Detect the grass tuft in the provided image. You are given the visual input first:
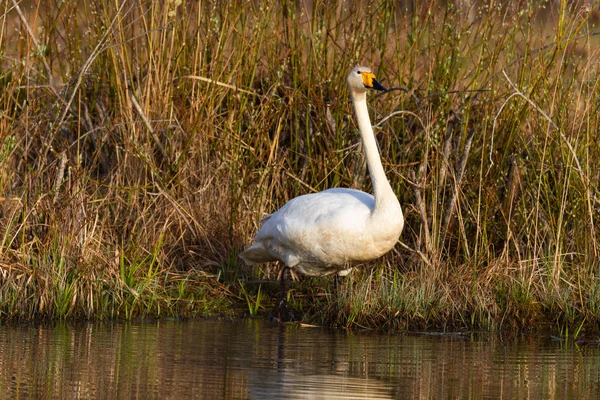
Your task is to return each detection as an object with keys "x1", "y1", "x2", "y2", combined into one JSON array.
[{"x1": 0, "y1": 0, "x2": 599, "y2": 332}]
